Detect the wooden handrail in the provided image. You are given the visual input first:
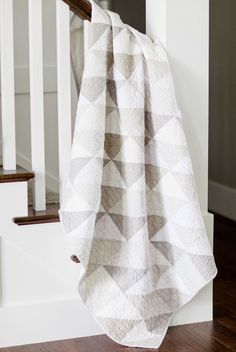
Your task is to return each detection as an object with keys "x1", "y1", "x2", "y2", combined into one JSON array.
[{"x1": 62, "y1": 0, "x2": 92, "y2": 21}]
